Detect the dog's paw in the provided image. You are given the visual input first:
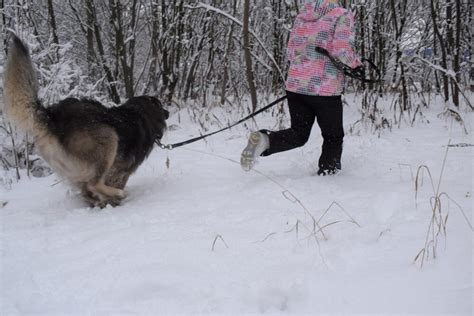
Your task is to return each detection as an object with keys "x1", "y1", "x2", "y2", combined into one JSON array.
[
  {"x1": 108, "y1": 198, "x2": 123, "y2": 208},
  {"x1": 95, "y1": 201, "x2": 108, "y2": 209},
  {"x1": 118, "y1": 189, "x2": 127, "y2": 199},
  {"x1": 109, "y1": 190, "x2": 127, "y2": 207},
  {"x1": 82, "y1": 186, "x2": 126, "y2": 208},
  {"x1": 111, "y1": 188, "x2": 126, "y2": 200},
  {"x1": 95, "y1": 196, "x2": 123, "y2": 208}
]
